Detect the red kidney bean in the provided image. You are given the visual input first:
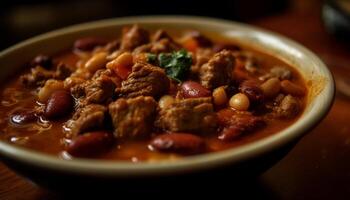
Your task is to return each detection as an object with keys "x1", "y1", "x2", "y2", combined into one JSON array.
[
  {"x1": 30, "y1": 54, "x2": 53, "y2": 69},
  {"x1": 67, "y1": 131, "x2": 114, "y2": 158},
  {"x1": 180, "y1": 81, "x2": 211, "y2": 98},
  {"x1": 217, "y1": 108, "x2": 266, "y2": 141},
  {"x1": 44, "y1": 90, "x2": 73, "y2": 119},
  {"x1": 11, "y1": 110, "x2": 37, "y2": 124},
  {"x1": 239, "y1": 80, "x2": 264, "y2": 102},
  {"x1": 74, "y1": 37, "x2": 108, "y2": 51},
  {"x1": 150, "y1": 133, "x2": 205, "y2": 154},
  {"x1": 218, "y1": 126, "x2": 242, "y2": 141}
]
